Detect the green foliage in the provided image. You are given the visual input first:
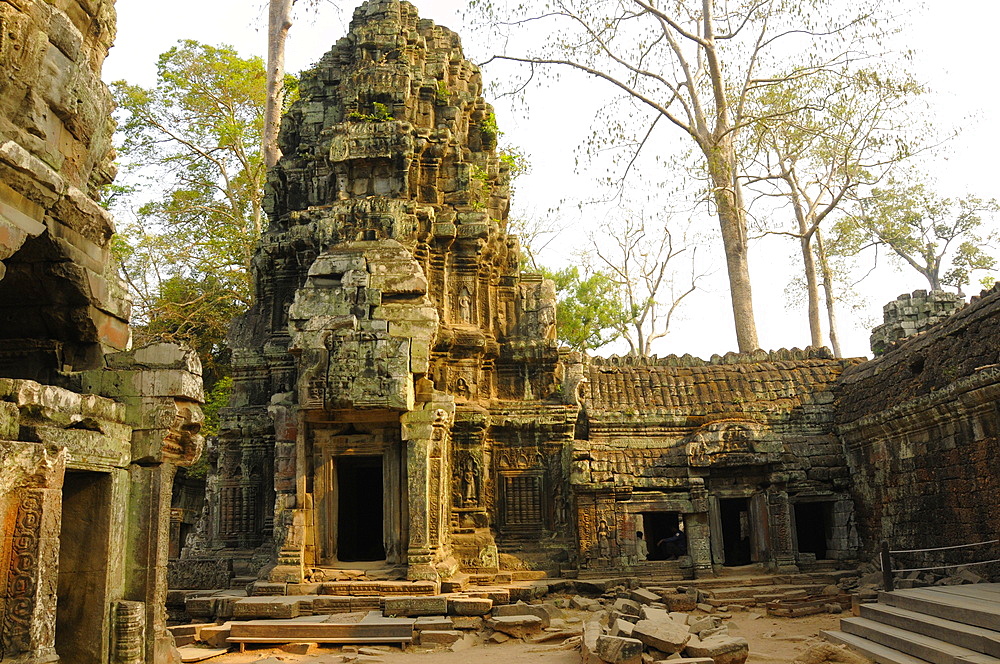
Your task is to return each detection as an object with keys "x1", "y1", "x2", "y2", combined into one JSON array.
[
  {"x1": 111, "y1": 40, "x2": 267, "y2": 384},
  {"x1": 435, "y1": 80, "x2": 449, "y2": 104},
  {"x1": 540, "y1": 266, "x2": 624, "y2": 352},
  {"x1": 348, "y1": 102, "x2": 394, "y2": 122},
  {"x1": 480, "y1": 112, "x2": 499, "y2": 149},
  {"x1": 834, "y1": 179, "x2": 999, "y2": 293}
]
